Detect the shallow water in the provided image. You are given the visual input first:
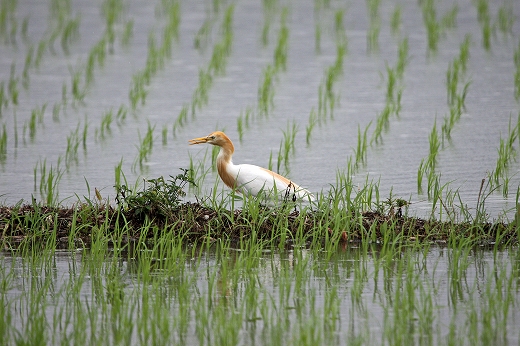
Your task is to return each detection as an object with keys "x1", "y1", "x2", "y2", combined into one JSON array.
[
  {"x1": 1, "y1": 245, "x2": 519, "y2": 345},
  {"x1": 0, "y1": 0, "x2": 519, "y2": 219}
]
